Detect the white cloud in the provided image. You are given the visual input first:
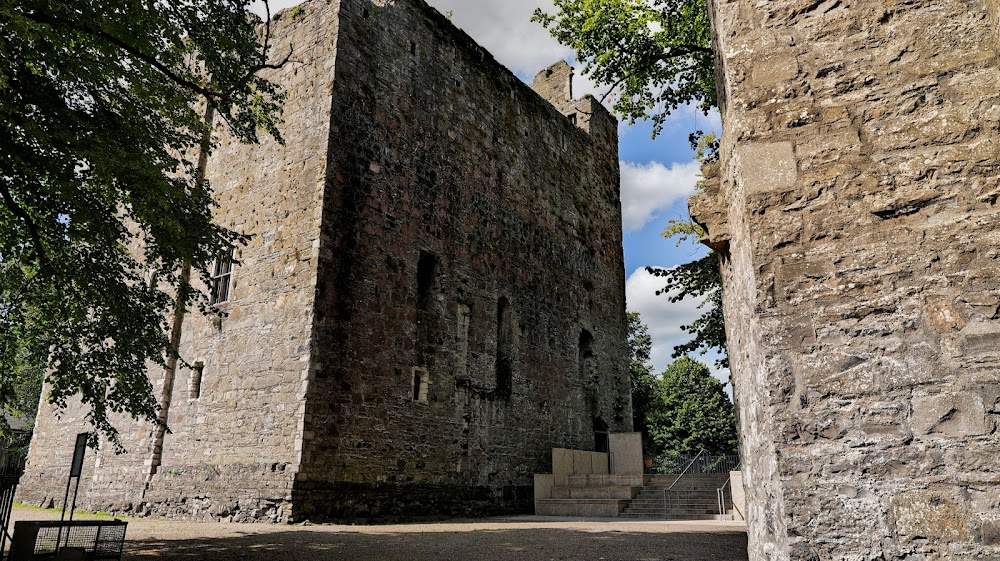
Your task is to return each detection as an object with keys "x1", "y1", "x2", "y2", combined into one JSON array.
[
  {"x1": 626, "y1": 267, "x2": 731, "y2": 395},
  {"x1": 248, "y1": 0, "x2": 300, "y2": 18},
  {"x1": 251, "y1": 1, "x2": 586, "y2": 86},
  {"x1": 619, "y1": 160, "x2": 700, "y2": 232},
  {"x1": 429, "y1": 0, "x2": 572, "y2": 78}
]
